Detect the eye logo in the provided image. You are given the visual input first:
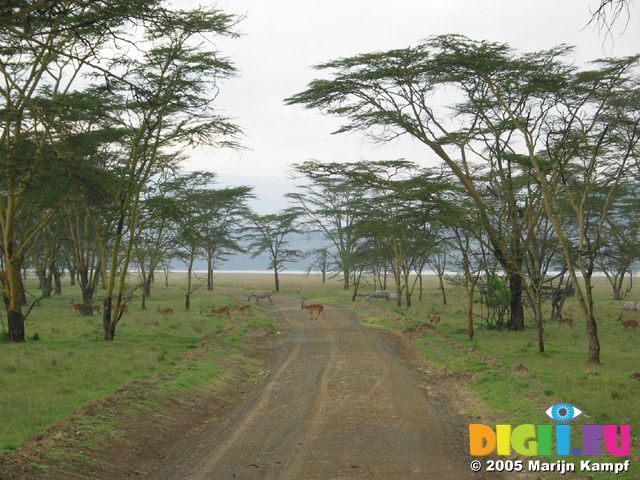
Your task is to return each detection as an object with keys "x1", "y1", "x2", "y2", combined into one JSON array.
[{"x1": 545, "y1": 402, "x2": 582, "y2": 422}]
